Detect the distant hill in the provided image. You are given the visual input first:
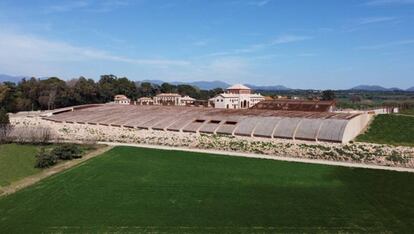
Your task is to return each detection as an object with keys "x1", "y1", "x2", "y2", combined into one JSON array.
[
  {"x1": 350, "y1": 85, "x2": 390, "y2": 91},
  {"x1": 389, "y1": 87, "x2": 404, "y2": 91},
  {"x1": 138, "y1": 80, "x2": 292, "y2": 91},
  {"x1": 189, "y1": 81, "x2": 230, "y2": 90},
  {"x1": 350, "y1": 85, "x2": 414, "y2": 92},
  {"x1": 0, "y1": 74, "x2": 26, "y2": 83},
  {"x1": 245, "y1": 84, "x2": 291, "y2": 91},
  {"x1": 139, "y1": 80, "x2": 230, "y2": 90}
]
